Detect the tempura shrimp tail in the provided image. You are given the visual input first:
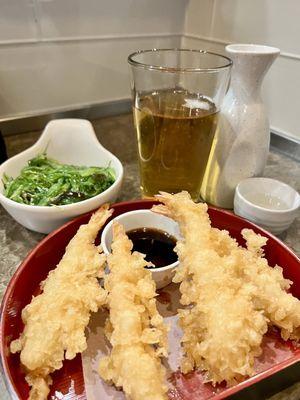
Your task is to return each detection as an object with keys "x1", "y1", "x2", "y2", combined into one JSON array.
[
  {"x1": 10, "y1": 205, "x2": 112, "y2": 400},
  {"x1": 154, "y1": 191, "x2": 211, "y2": 240},
  {"x1": 99, "y1": 222, "x2": 168, "y2": 400}
]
